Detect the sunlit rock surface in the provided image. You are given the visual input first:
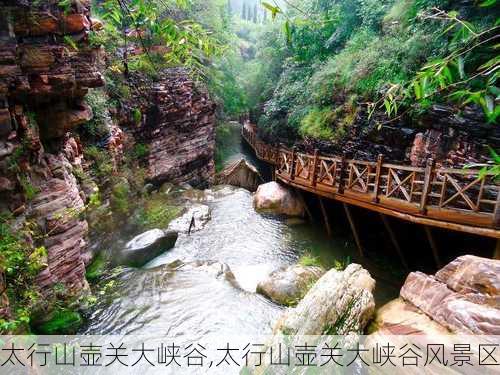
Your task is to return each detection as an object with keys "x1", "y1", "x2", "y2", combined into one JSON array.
[
  {"x1": 373, "y1": 255, "x2": 500, "y2": 336},
  {"x1": 253, "y1": 181, "x2": 305, "y2": 217},
  {"x1": 369, "y1": 298, "x2": 450, "y2": 336},
  {"x1": 274, "y1": 264, "x2": 375, "y2": 336},
  {"x1": 401, "y1": 270, "x2": 500, "y2": 335},
  {"x1": 435, "y1": 254, "x2": 500, "y2": 308},
  {"x1": 256, "y1": 264, "x2": 325, "y2": 306}
]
